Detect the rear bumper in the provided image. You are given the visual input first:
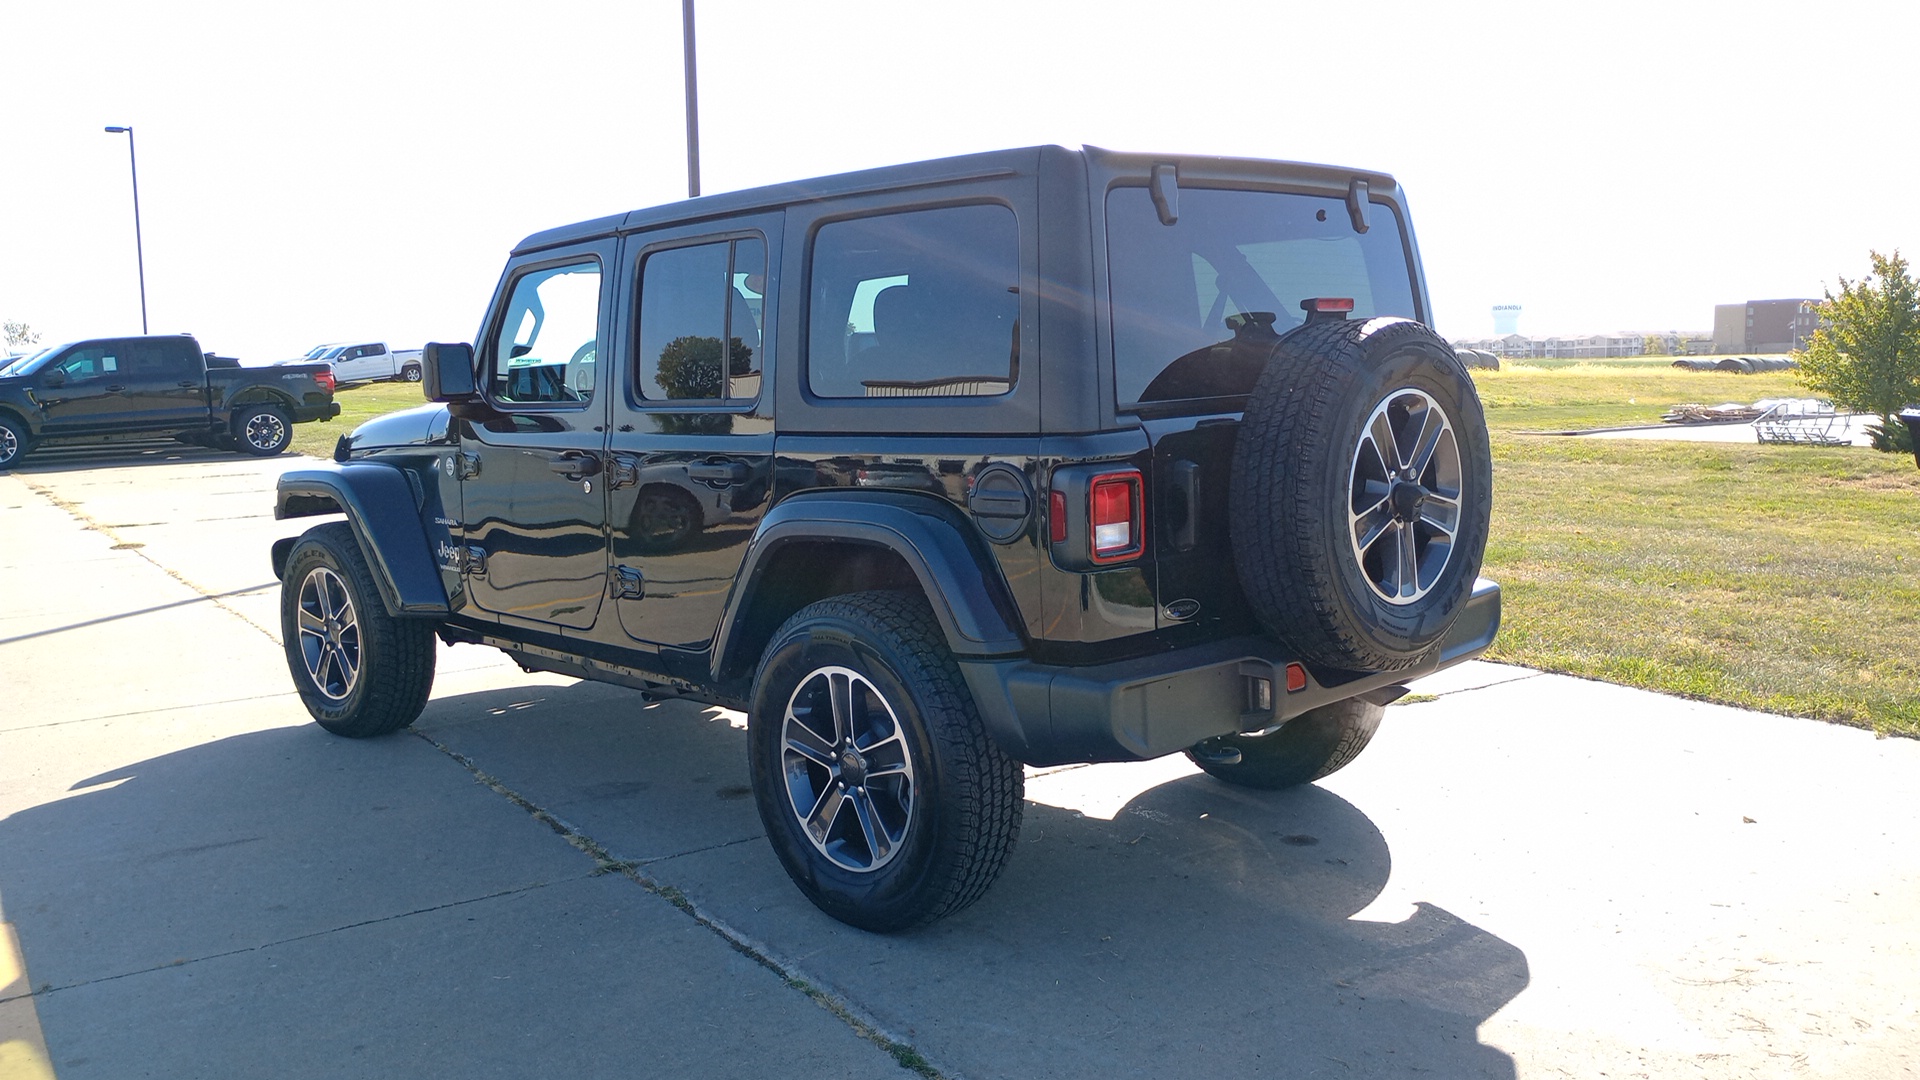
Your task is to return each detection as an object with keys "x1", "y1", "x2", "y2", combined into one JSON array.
[
  {"x1": 961, "y1": 578, "x2": 1501, "y2": 766},
  {"x1": 293, "y1": 402, "x2": 342, "y2": 423}
]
